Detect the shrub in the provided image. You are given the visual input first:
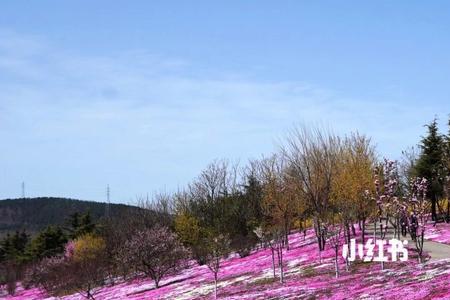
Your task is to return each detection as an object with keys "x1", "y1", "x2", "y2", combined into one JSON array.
[{"x1": 28, "y1": 234, "x2": 109, "y2": 299}]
